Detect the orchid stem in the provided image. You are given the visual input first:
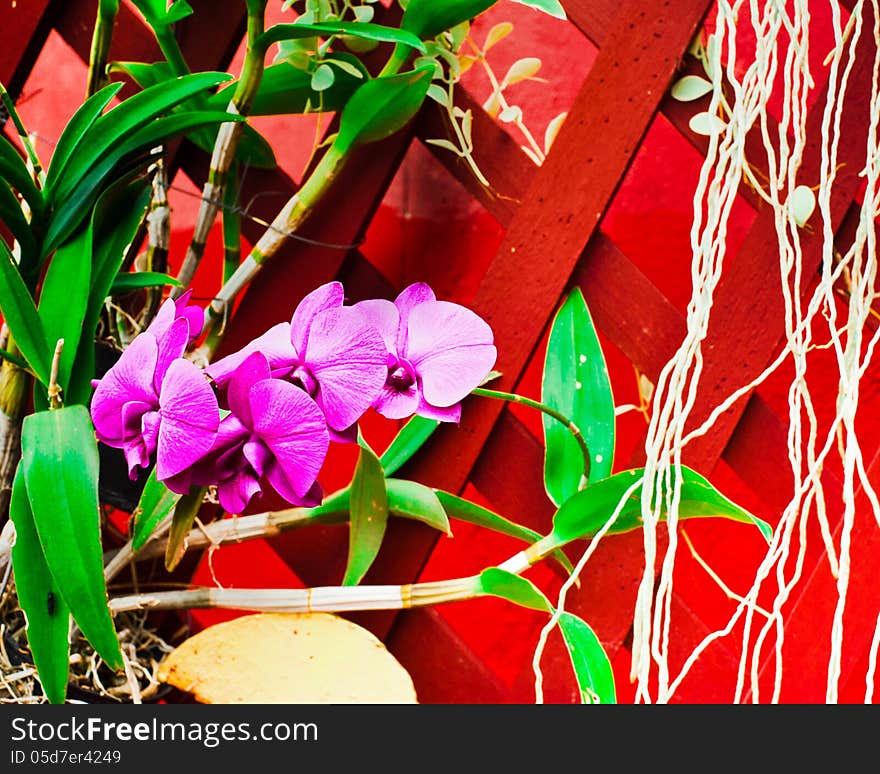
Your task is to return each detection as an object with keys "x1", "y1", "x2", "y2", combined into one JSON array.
[
  {"x1": 86, "y1": 0, "x2": 120, "y2": 98},
  {"x1": 194, "y1": 142, "x2": 348, "y2": 362},
  {"x1": 472, "y1": 387, "x2": 590, "y2": 480},
  {"x1": 173, "y1": 0, "x2": 269, "y2": 298},
  {"x1": 47, "y1": 339, "x2": 64, "y2": 410},
  {"x1": 191, "y1": 38, "x2": 410, "y2": 363}
]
